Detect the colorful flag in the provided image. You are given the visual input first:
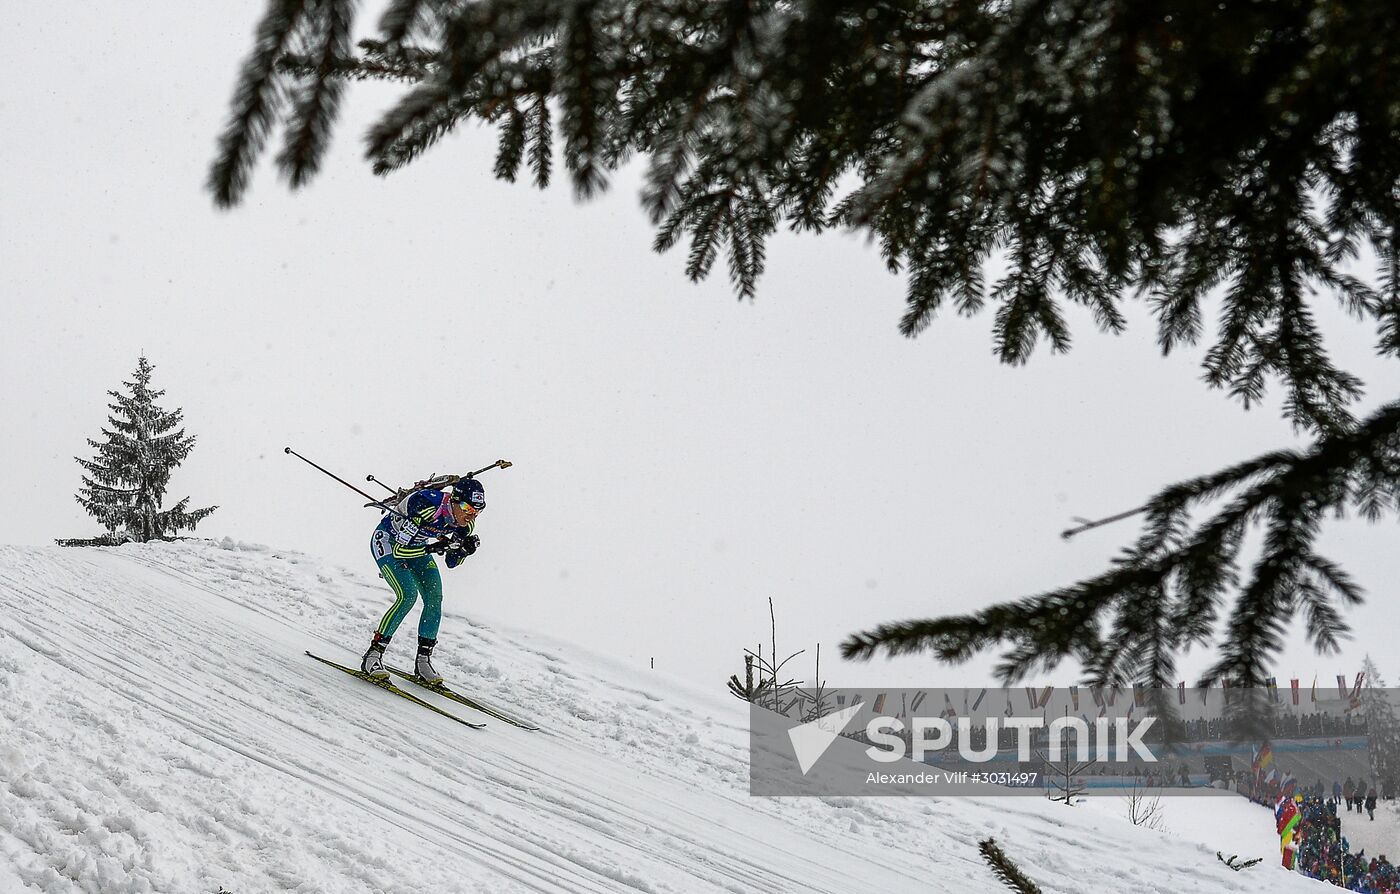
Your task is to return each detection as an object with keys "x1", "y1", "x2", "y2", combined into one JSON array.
[
  {"x1": 1038, "y1": 686, "x2": 1054, "y2": 710},
  {"x1": 873, "y1": 693, "x2": 887, "y2": 713},
  {"x1": 1347, "y1": 672, "x2": 1366, "y2": 712},
  {"x1": 1277, "y1": 798, "x2": 1301, "y2": 870},
  {"x1": 1070, "y1": 686, "x2": 1080, "y2": 711},
  {"x1": 1338, "y1": 675, "x2": 1348, "y2": 699},
  {"x1": 1310, "y1": 676, "x2": 1318, "y2": 703},
  {"x1": 1025, "y1": 687, "x2": 1039, "y2": 709},
  {"x1": 970, "y1": 688, "x2": 987, "y2": 712},
  {"x1": 1178, "y1": 681, "x2": 1186, "y2": 705},
  {"x1": 1290, "y1": 679, "x2": 1300, "y2": 705},
  {"x1": 1253, "y1": 743, "x2": 1274, "y2": 773},
  {"x1": 1267, "y1": 677, "x2": 1279, "y2": 703},
  {"x1": 910, "y1": 691, "x2": 927, "y2": 713}
]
